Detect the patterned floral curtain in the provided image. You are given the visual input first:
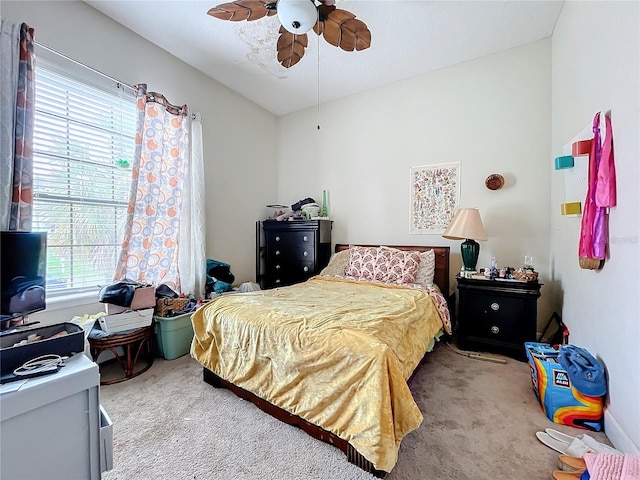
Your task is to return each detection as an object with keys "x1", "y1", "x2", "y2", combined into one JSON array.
[
  {"x1": 0, "y1": 21, "x2": 35, "y2": 231},
  {"x1": 114, "y1": 84, "x2": 189, "y2": 291}
]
